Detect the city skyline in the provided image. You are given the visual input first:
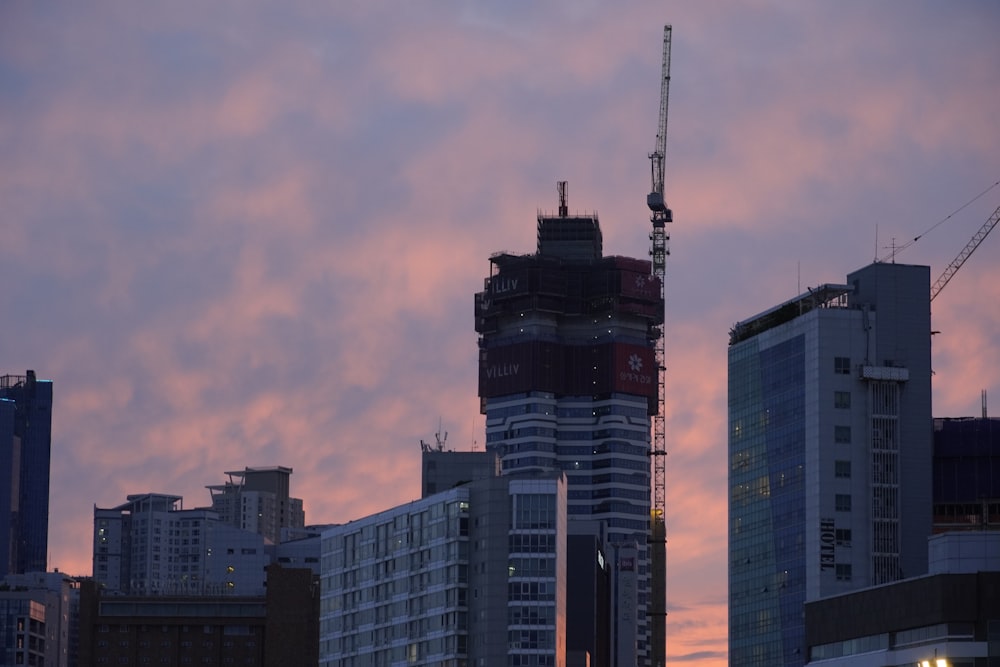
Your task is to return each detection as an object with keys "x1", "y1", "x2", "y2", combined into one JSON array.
[{"x1": 2, "y1": 3, "x2": 999, "y2": 666}]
